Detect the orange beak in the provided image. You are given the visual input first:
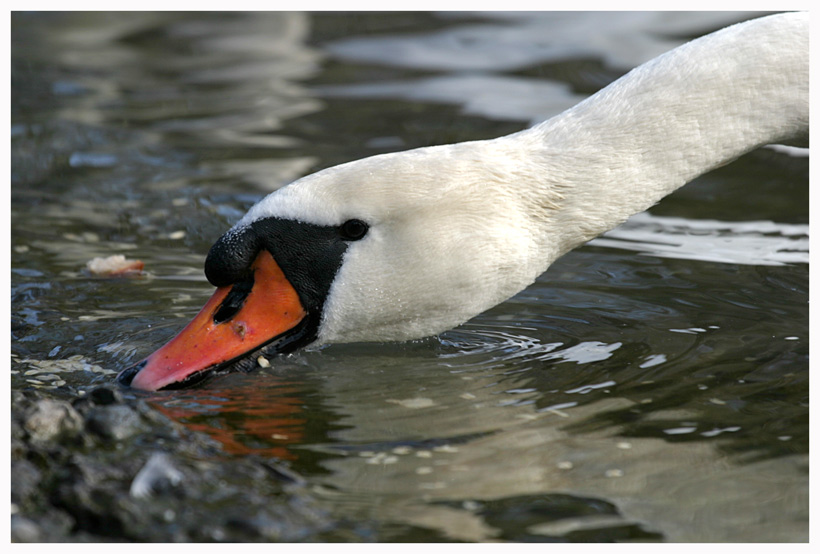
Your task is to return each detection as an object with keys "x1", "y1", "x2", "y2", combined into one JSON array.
[{"x1": 120, "y1": 250, "x2": 306, "y2": 391}]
